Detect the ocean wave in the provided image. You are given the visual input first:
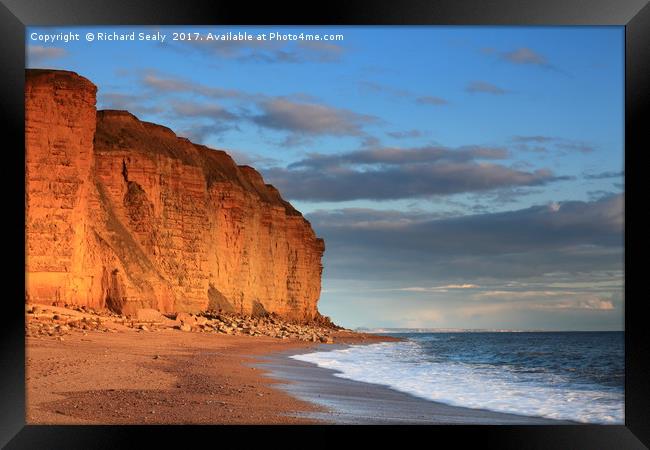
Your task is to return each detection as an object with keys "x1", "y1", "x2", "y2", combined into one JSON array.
[{"x1": 291, "y1": 339, "x2": 623, "y2": 424}]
